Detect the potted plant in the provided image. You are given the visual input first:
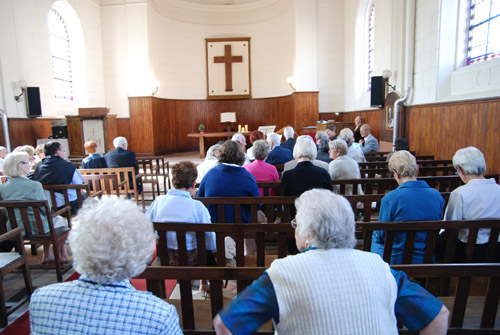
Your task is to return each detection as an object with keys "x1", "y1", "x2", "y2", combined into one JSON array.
[{"x1": 198, "y1": 124, "x2": 205, "y2": 133}]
